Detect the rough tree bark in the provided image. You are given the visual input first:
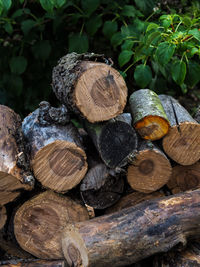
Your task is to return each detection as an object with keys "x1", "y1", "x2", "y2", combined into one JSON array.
[
  {"x1": 129, "y1": 89, "x2": 170, "y2": 140},
  {"x1": 14, "y1": 190, "x2": 89, "y2": 259},
  {"x1": 22, "y1": 102, "x2": 87, "y2": 193},
  {"x1": 0, "y1": 206, "x2": 7, "y2": 230},
  {"x1": 0, "y1": 259, "x2": 67, "y2": 267},
  {"x1": 84, "y1": 113, "x2": 138, "y2": 168},
  {"x1": 52, "y1": 53, "x2": 128, "y2": 123},
  {"x1": 159, "y1": 95, "x2": 200, "y2": 165},
  {"x1": 62, "y1": 189, "x2": 200, "y2": 267},
  {"x1": 127, "y1": 140, "x2": 172, "y2": 193},
  {"x1": 0, "y1": 105, "x2": 34, "y2": 205},
  {"x1": 167, "y1": 161, "x2": 200, "y2": 194}
]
